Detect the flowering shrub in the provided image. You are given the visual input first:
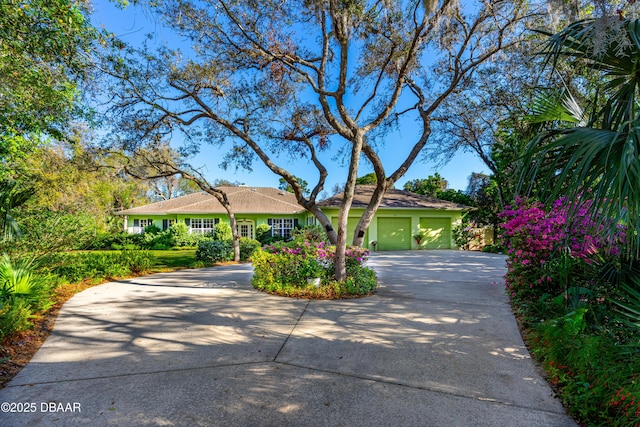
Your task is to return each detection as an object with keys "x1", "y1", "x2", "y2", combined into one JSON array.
[
  {"x1": 253, "y1": 239, "x2": 376, "y2": 298},
  {"x1": 500, "y1": 197, "x2": 622, "y2": 301}
]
